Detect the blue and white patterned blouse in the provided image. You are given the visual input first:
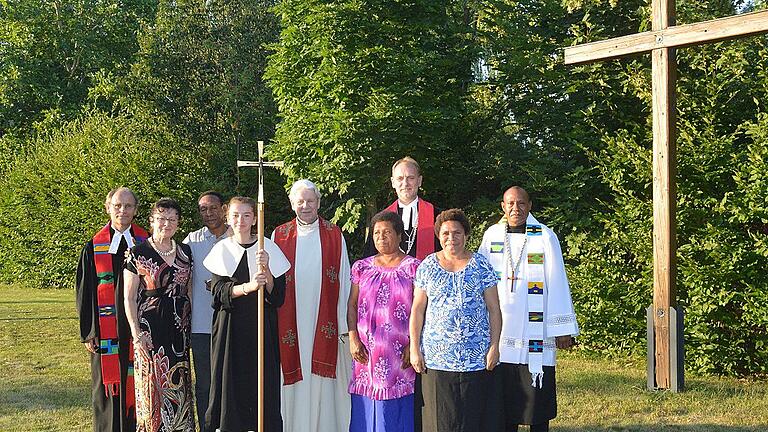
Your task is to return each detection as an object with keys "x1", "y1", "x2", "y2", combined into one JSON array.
[{"x1": 414, "y1": 252, "x2": 498, "y2": 372}]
